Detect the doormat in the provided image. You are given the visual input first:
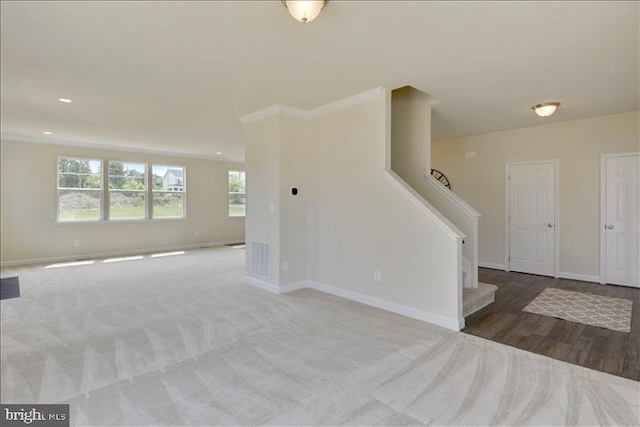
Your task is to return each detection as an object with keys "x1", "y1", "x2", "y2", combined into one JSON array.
[
  {"x1": 0, "y1": 276, "x2": 20, "y2": 300},
  {"x1": 523, "y1": 288, "x2": 632, "y2": 332}
]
